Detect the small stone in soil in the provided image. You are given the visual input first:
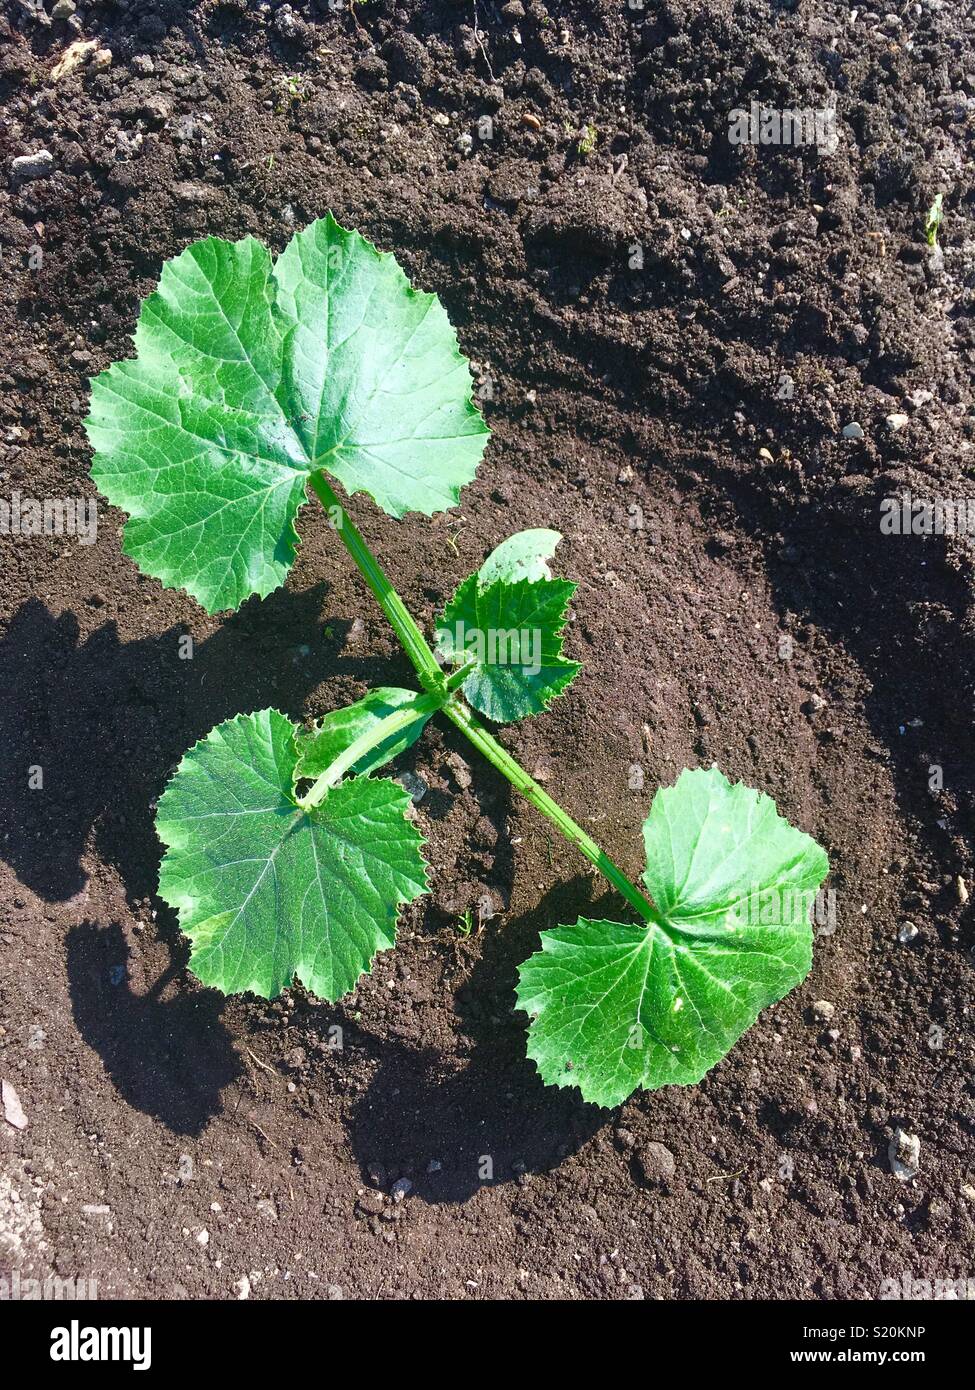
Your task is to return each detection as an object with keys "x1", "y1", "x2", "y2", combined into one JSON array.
[
  {"x1": 398, "y1": 771, "x2": 427, "y2": 804},
  {"x1": 355, "y1": 1190, "x2": 384, "y2": 1217},
  {"x1": 888, "y1": 1128, "x2": 921, "y2": 1181},
  {"x1": 811, "y1": 999, "x2": 836, "y2": 1022},
  {"x1": 1, "y1": 1079, "x2": 28, "y2": 1130},
  {"x1": 11, "y1": 151, "x2": 55, "y2": 182},
  {"x1": 445, "y1": 752, "x2": 473, "y2": 790},
  {"x1": 898, "y1": 921, "x2": 919, "y2": 944},
  {"x1": 634, "y1": 1141, "x2": 675, "y2": 1190},
  {"x1": 842, "y1": 422, "x2": 864, "y2": 439},
  {"x1": 391, "y1": 1177, "x2": 413, "y2": 1202}
]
